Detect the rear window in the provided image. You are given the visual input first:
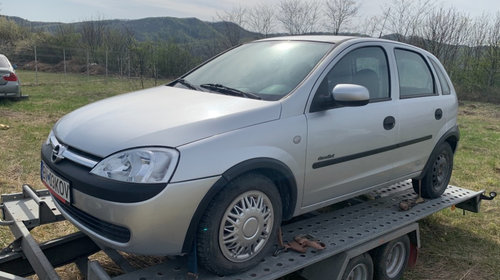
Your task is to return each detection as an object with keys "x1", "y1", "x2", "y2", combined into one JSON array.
[
  {"x1": 429, "y1": 58, "x2": 451, "y2": 95},
  {"x1": 0, "y1": 56, "x2": 10, "y2": 68},
  {"x1": 394, "y1": 49, "x2": 435, "y2": 98}
]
